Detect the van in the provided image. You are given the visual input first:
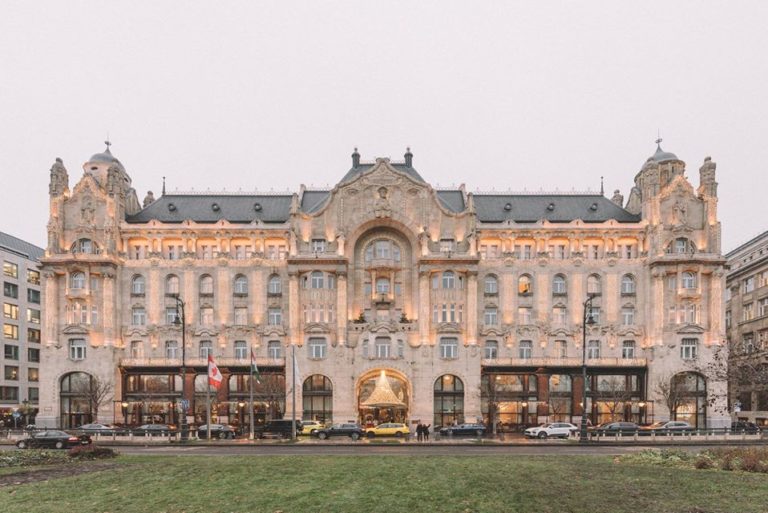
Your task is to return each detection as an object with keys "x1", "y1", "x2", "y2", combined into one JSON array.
[{"x1": 256, "y1": 419, "x2": 303, "y2": 439}]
